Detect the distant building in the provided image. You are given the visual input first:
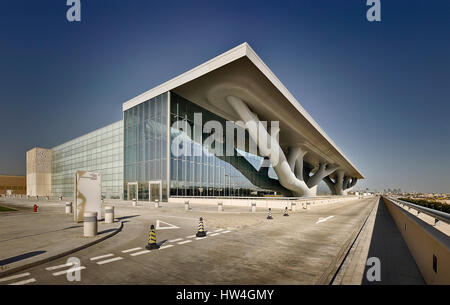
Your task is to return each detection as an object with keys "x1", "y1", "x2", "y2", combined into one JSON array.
[{"x1": 0, "y1": 175, "x2": 26, "y2": 195}]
